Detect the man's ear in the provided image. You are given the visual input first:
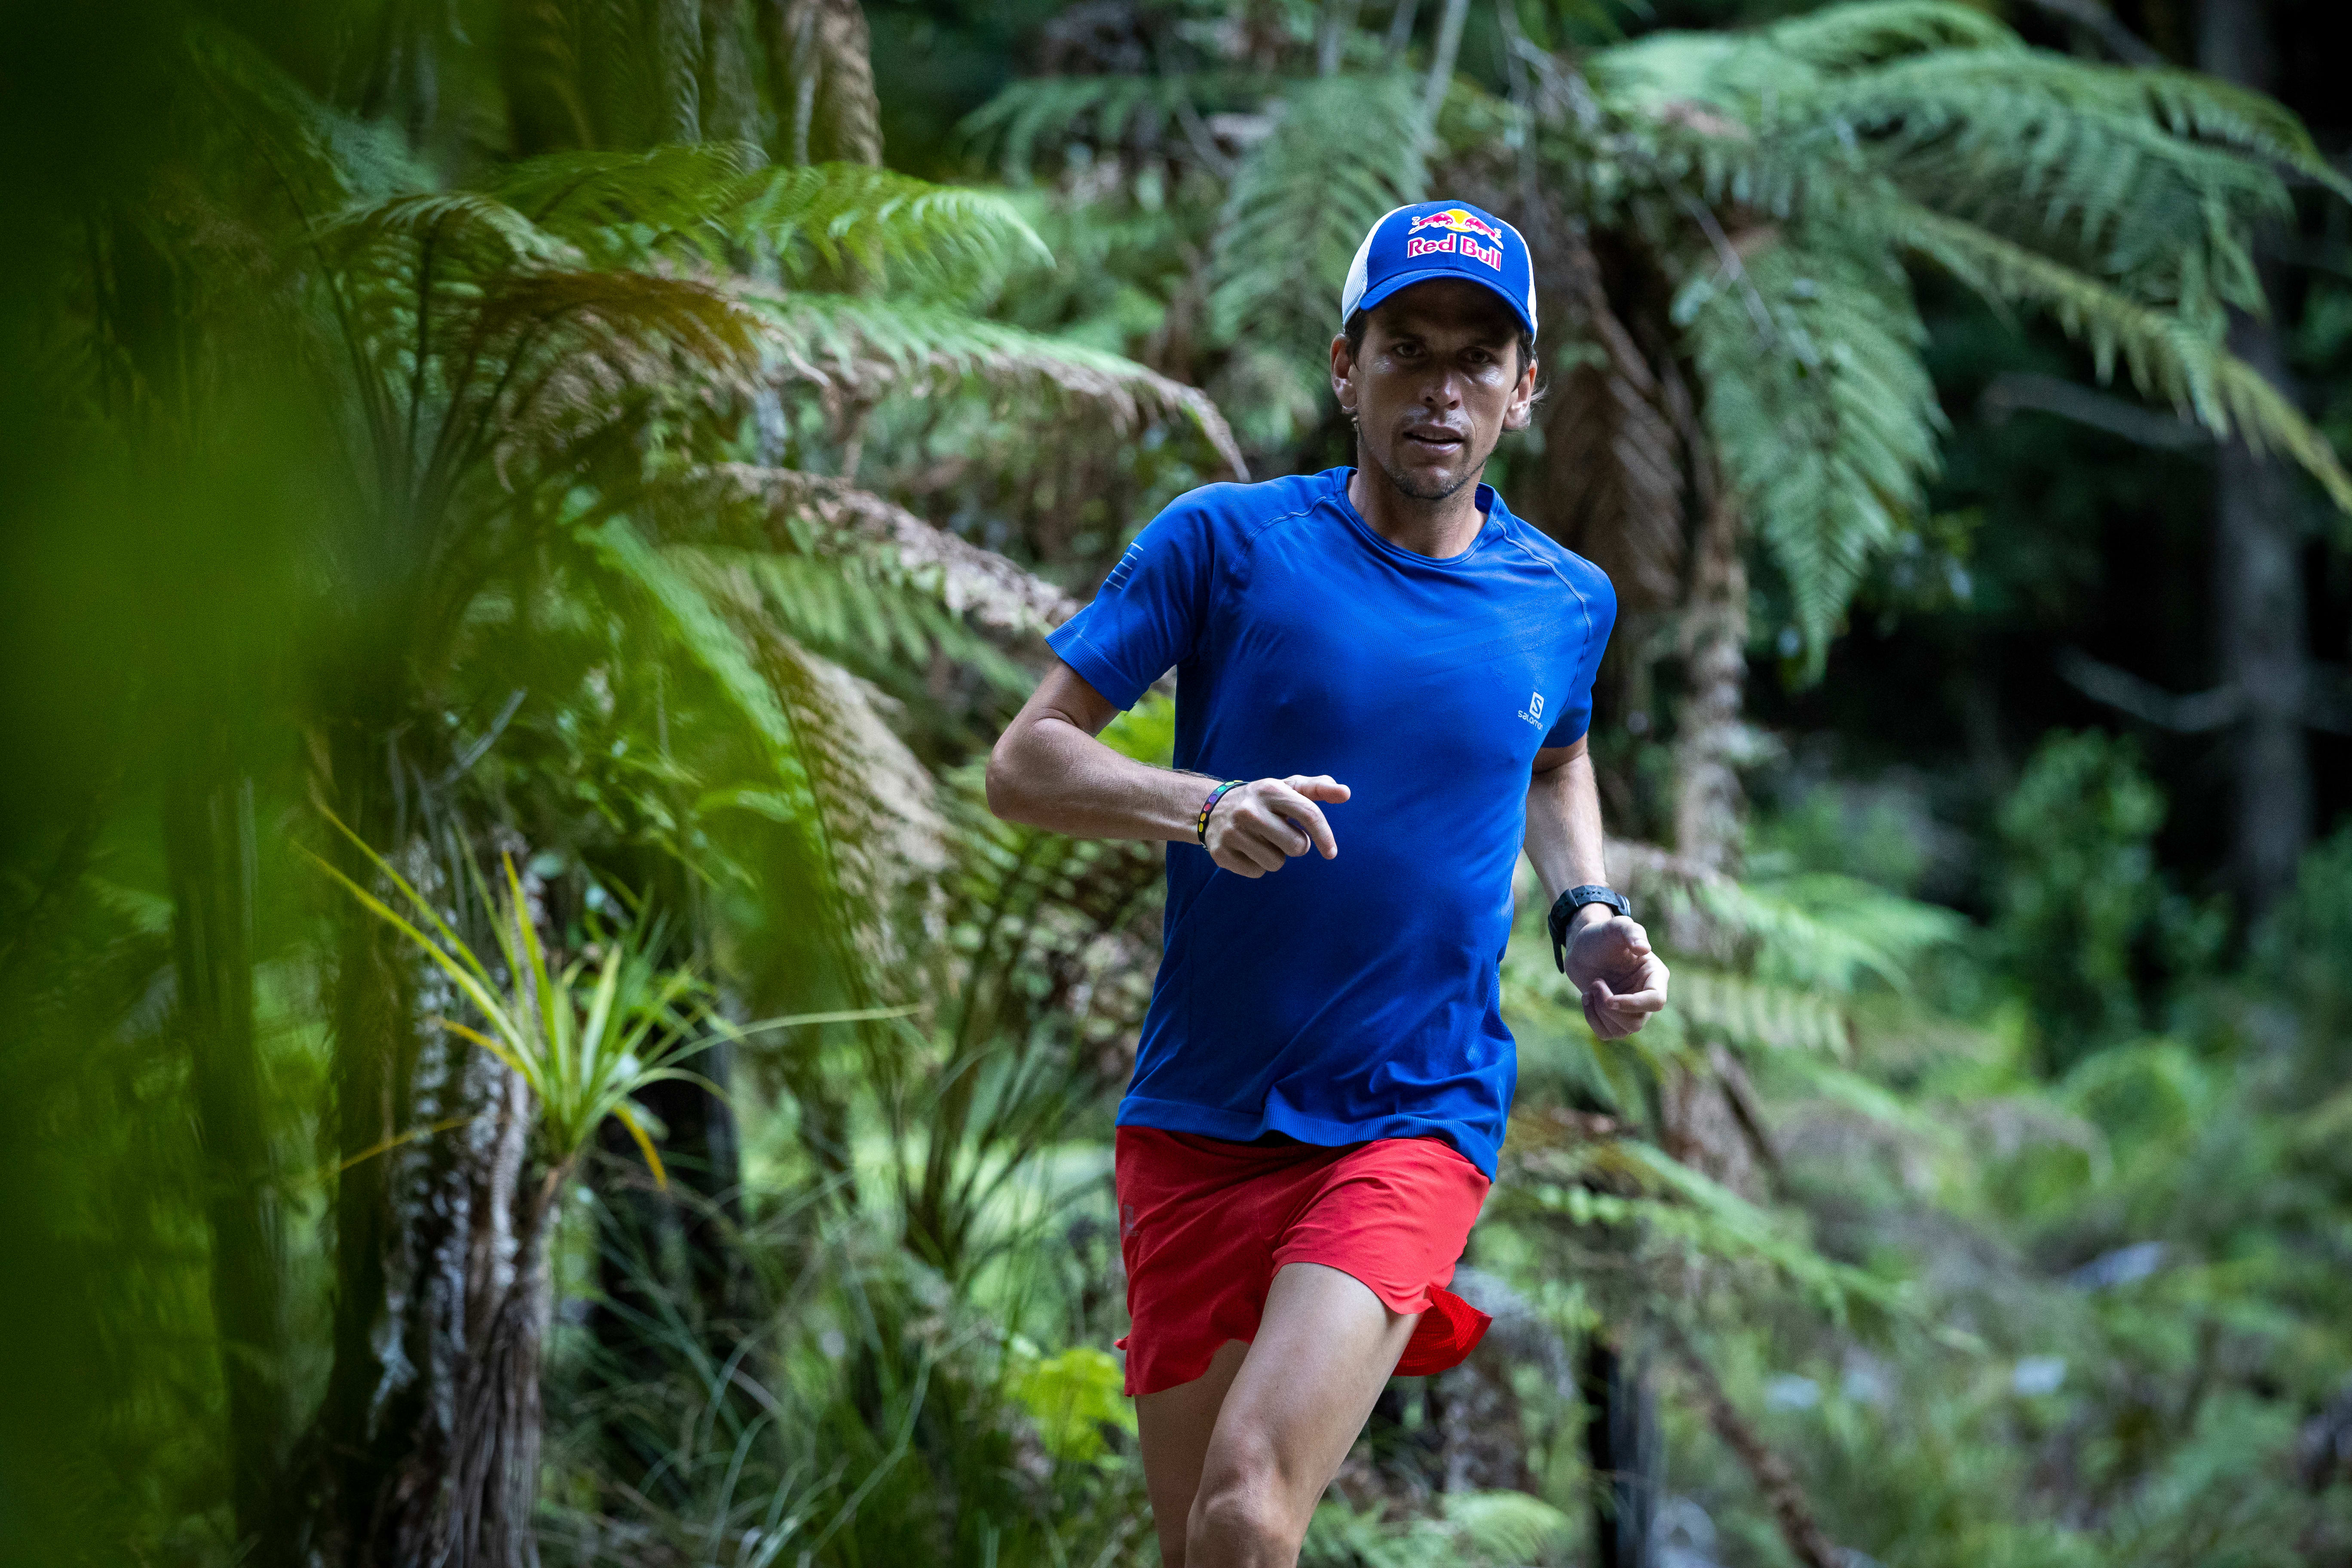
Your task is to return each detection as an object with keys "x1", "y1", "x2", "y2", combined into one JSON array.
[
  {"x1": 1330, "y1": 332, "x2": 1358, "y2": 414},
  {"x1": 1502, "y1": 356, "x2": 1537, "y2": 432}
]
